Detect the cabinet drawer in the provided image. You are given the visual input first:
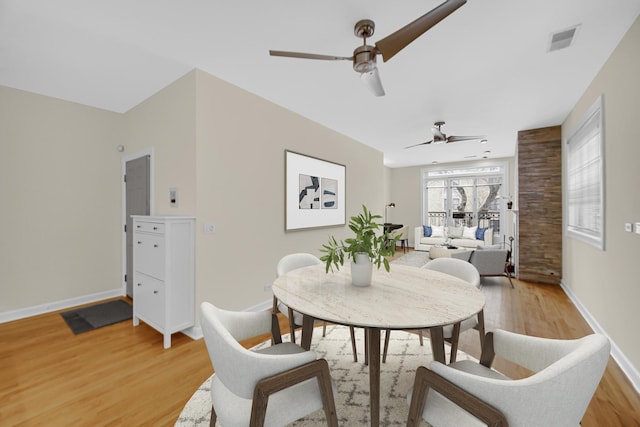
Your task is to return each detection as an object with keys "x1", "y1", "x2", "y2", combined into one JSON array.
[
  {"x1": 133, "y1": 273, "x2": 166, "y2": 328},
  {"x1": 133, "y1": 235, "x2": 165, "y2": 280},
  {"x1": 134, "y1": 221, "x2": 165, "y2": 234}
]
